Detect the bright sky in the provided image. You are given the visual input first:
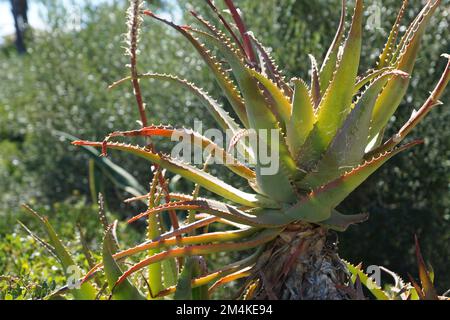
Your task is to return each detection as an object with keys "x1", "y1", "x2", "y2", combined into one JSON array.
[{"x1": 0, "y1": 1, "x2": 46, "y2": 39}]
